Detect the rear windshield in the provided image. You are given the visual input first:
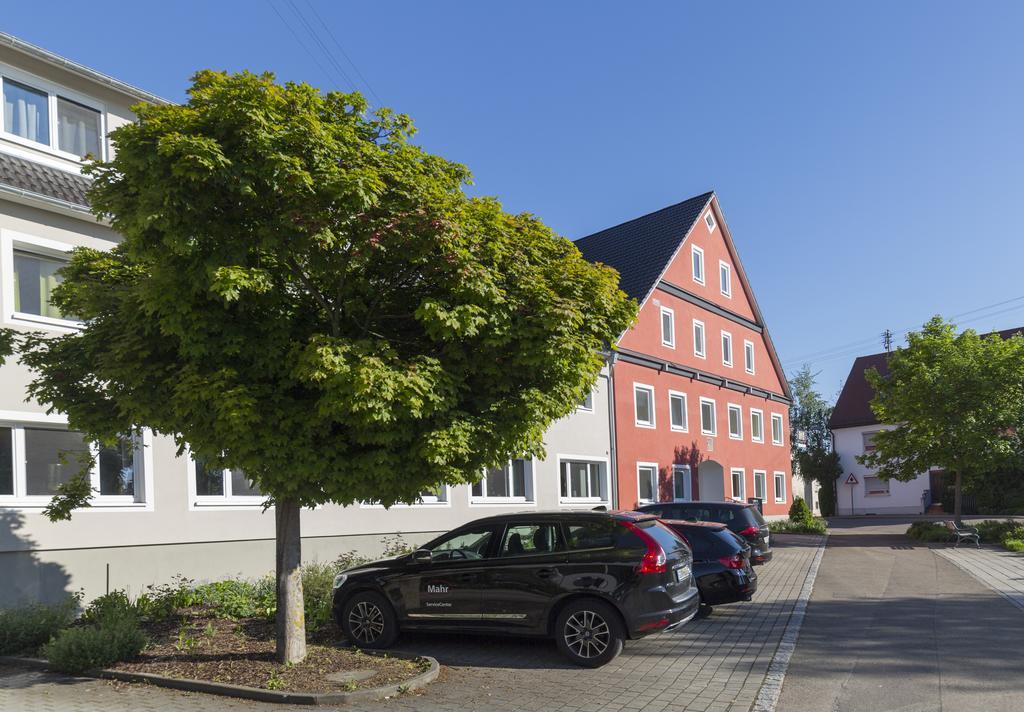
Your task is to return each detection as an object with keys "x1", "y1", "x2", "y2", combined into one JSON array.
[
  {"x1": 634, "y1": 519, "x2": 689, "y2": 559},
  {"x1": 667, "y1": 525, "x2": 738, "y2": 558},
  {"x1": 672, "y1": 505, "x2": 761, "y2": 532}
]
